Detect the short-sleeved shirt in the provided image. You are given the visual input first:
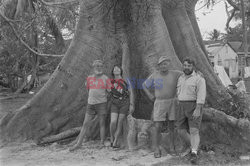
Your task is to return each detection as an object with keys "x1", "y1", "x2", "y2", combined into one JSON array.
[
  {"x1": 144, "y1": 70, "x2": 182, "y2": 99},
  {"x1": 86, "y1": 74, "x2": 109, "y2": 105},
  {"x1": 177, "y1": 71, "x2": 206, "y2": 104}
]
